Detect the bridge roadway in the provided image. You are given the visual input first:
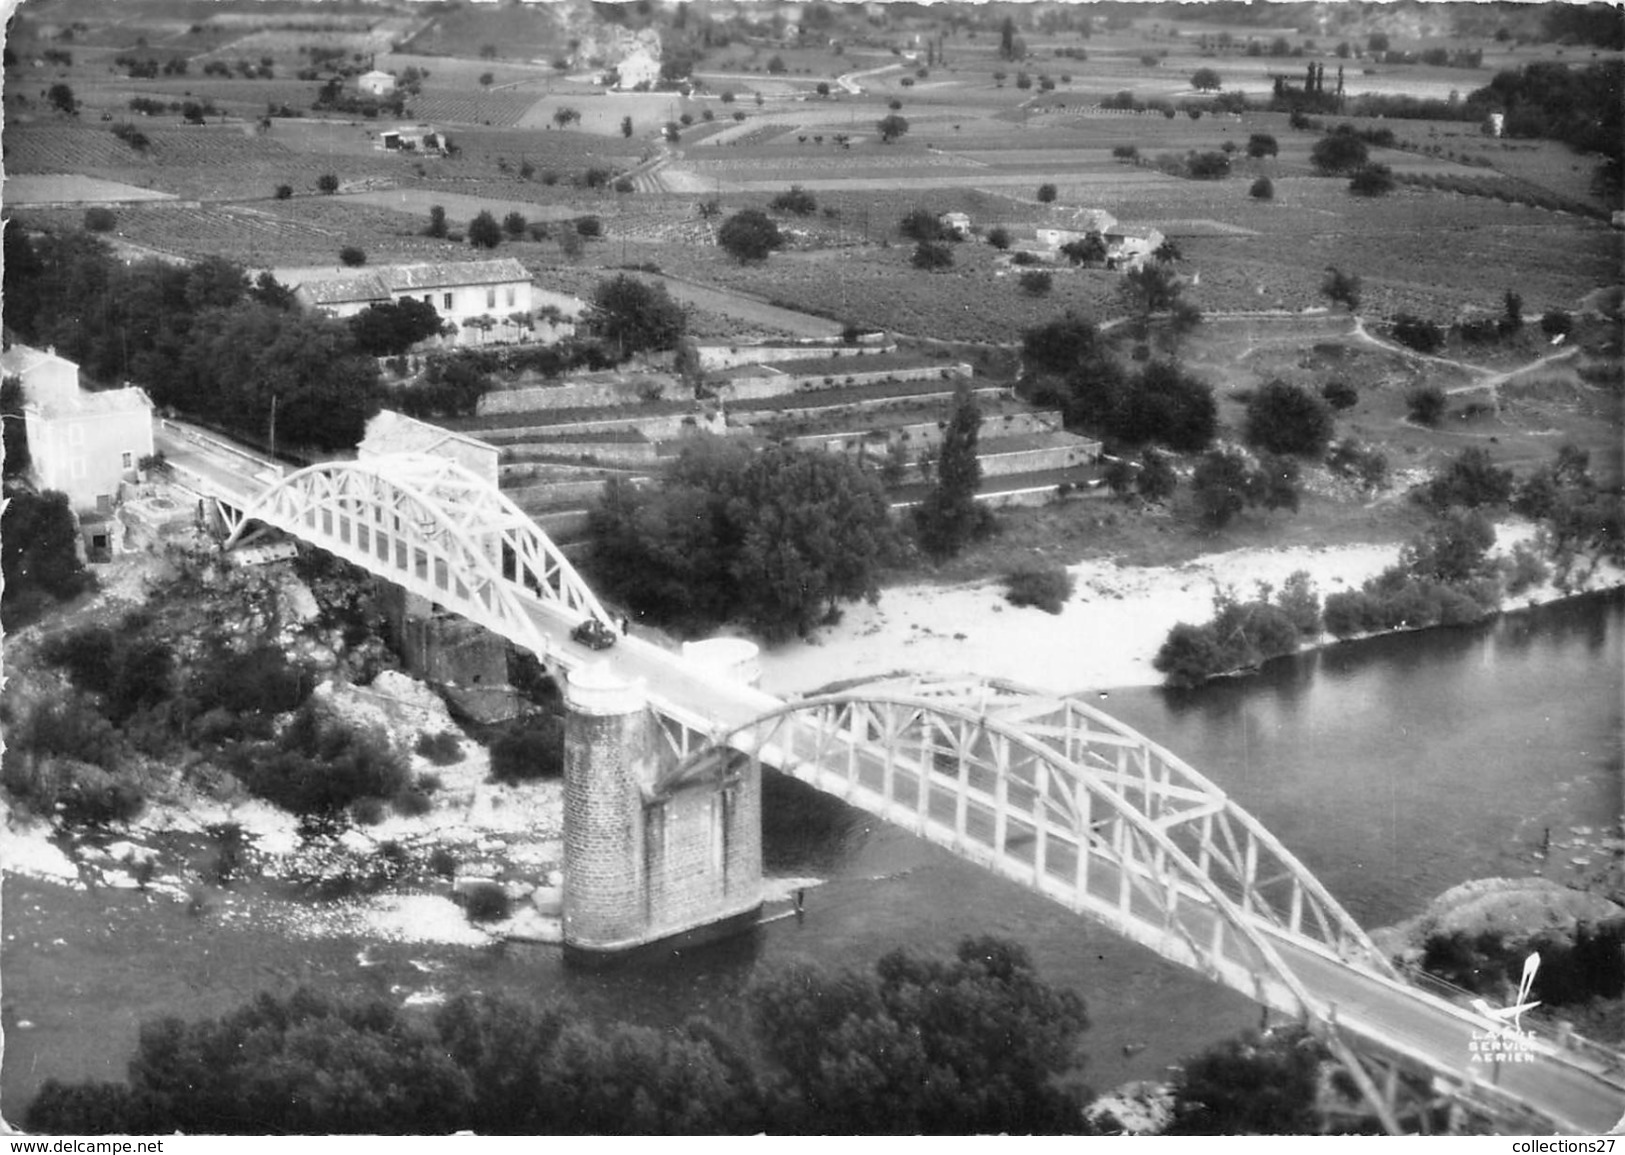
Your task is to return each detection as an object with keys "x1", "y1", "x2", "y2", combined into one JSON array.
[{"x1": 160, "y1": 431, "x2": 1624, "y2": 1135}]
